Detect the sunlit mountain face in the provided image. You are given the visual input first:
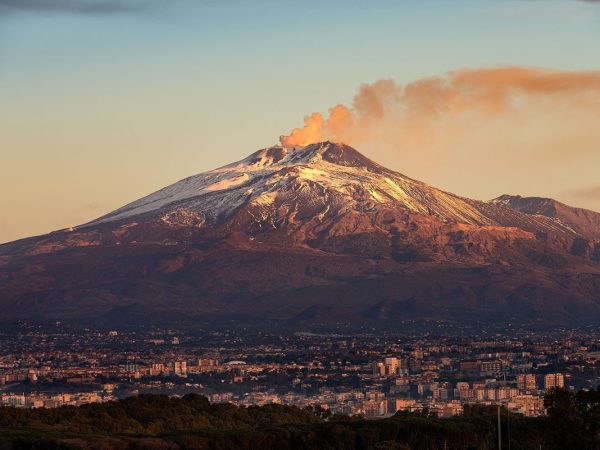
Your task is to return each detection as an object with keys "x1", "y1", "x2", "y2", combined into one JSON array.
[{"x1": 1, "y1": 142, "x2": 600, "y2": 330}]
